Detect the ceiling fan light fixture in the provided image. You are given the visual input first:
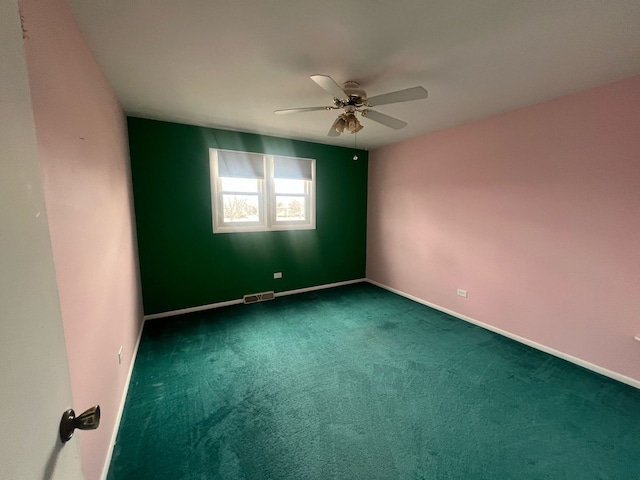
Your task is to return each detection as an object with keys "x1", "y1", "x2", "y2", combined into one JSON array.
[
  {"x1": 345, "y1": 113, "x2": 363, "y2": 134},
  {"x1": 335, "y1": 117, "x2": 346, "y2": 133}
]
